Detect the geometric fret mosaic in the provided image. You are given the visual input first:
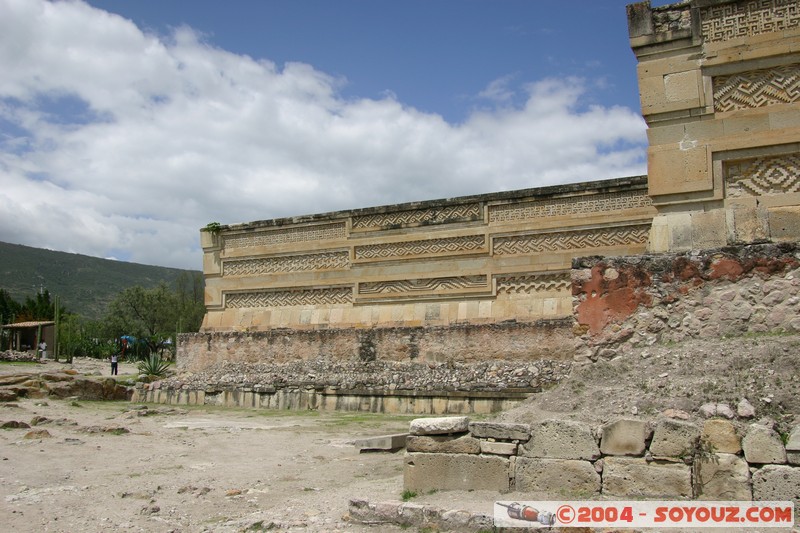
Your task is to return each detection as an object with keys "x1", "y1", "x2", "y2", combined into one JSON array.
[
  {"x1": 223, "y1": 222, "x2": 346, "y2": 250},
  {"x1": 225, "y1": 287, "x2": 353, "y2": 308},
  {"x1": 701, "y1": 0, "x2": 800, "y2": 43},
  {"x1": 496, "y1": 272, "x2": 571, "y2": 294},
  {"x1": 352, "y1": 203, "x2": 482, "y2": 230},
  {"x1": 489, "y1": 190, "x2": 652, "y2": 223},
  {"x1": 724, "y1": 153, "x2": 800, "y2": 198},
  {"x1": 493, "y1": 225, "x2": 650, "y2": 255},
  {"x1": 358, "y1": 275, "x2": 488, "y2": 295},
  {"x1": 714, "y1": 64, "x2": 800, "y2": 113},
  {"x1": 354, "y1": 235, "x2": 486, "y2": 260},
  {"x1": 223, "y1": 251, "x2": 350, "y2": 277}
]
